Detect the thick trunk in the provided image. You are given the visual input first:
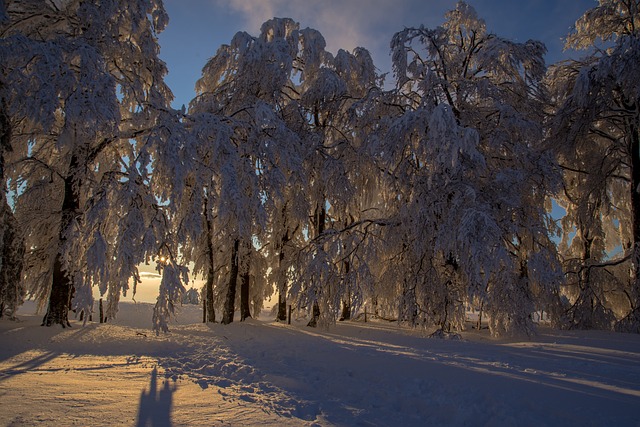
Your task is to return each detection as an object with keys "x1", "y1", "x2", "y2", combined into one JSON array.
[
  {"x1": 307, "y1": 301, "x2": 320, "y2": 327},
  {"x1": 42, "y1": 155, "x2": 79, "y2": 327},
  {"x1": 0, "y1": 95, "x2": 25, "y2": 319},
  {"x1": 42, "y1": 254, "x2": 73, "y2": 327},
  {"x1": 340, "y1": 299, "x2": 351, "y2": 321},
  {"x1": 240, "y1": 241, "x2": 251, "y2": 321},
  {"x1": 221, "y1": 239, "x2": 239, "y2": 325},
  {"x1": 277, "y1": 291, "x2": 287, "y2": 321},
  {"x1": 618, "y1": 121, "x2": 640, "y2": 332},
  {"x1": 240, "y1": 266, "x2": 251, "y2": 321}
]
